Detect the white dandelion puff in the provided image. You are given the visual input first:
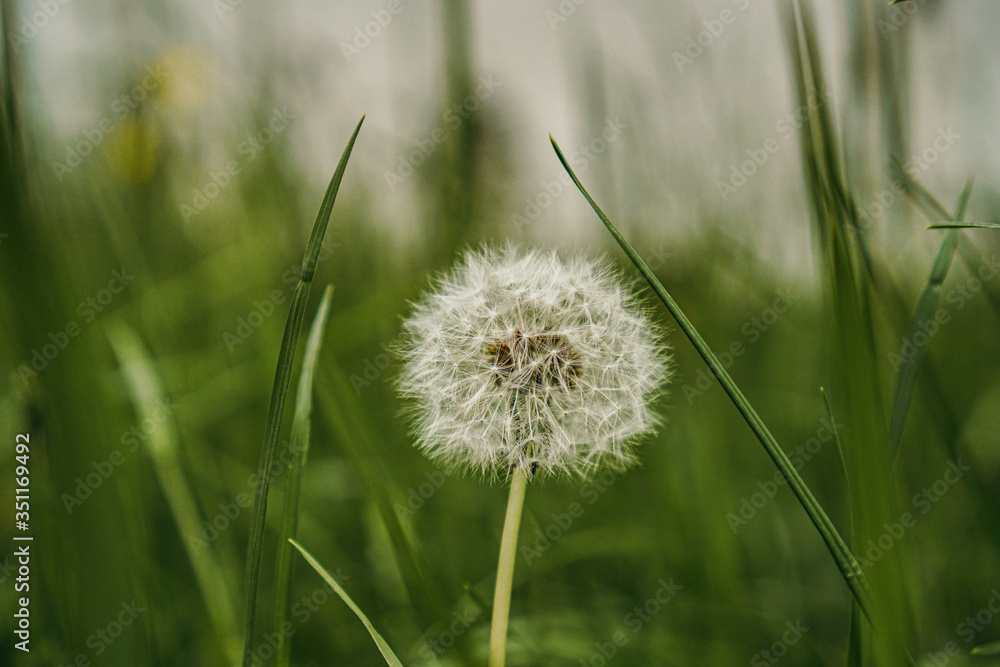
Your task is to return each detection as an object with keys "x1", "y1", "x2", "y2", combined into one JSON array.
[{"x1": 396, "y1": 244, "x2": 671, "y2": 479}]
